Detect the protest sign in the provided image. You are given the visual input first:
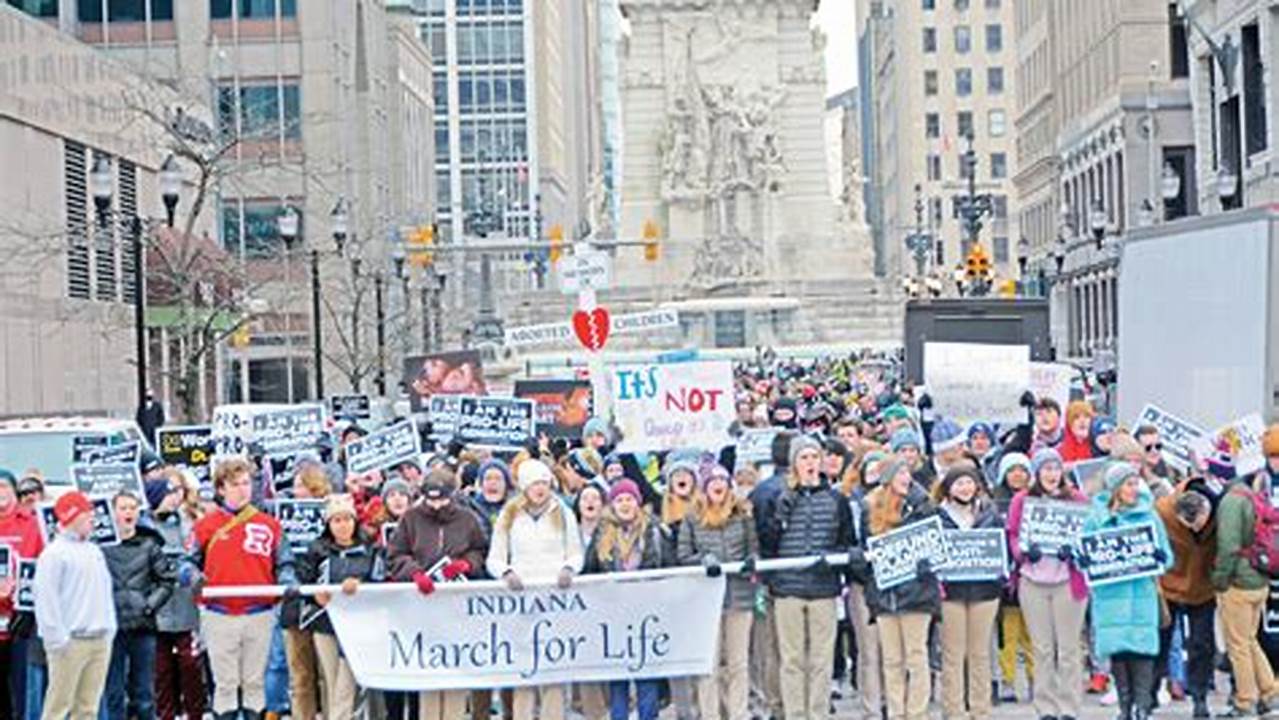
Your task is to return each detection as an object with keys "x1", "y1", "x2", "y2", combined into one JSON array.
[
  {"x1": 513, "y1": 380, "x2": 593, "y2": 440},
  {"x1": 72, "y1": 462, "x2": 143, "y2": 498},
  {"x1": 1069, "y1": 458, "x2": 1110, "y2": 497},
  {"x1": 866, "y1": 516, "x2": 951, "y2": 590},
  {"x1": 736, "y1": 429, "x2": 779, "y2": 466},
  {"x1": 937, "y1": 528, "x2": 1008, "y2": 582},
  {"x1": 405, "y1": 351, "x2": 488, "y2": 412},
  {"x1": 1080, "y1": 523, "x2": 1164, "y2": 586},
  {"x1": 1207, "y1": 413, "x2": 1267, "y2": 476},
  {"x1": 37, "y1": 497, "x2": 120, "y2": 546},
  {"x1": 923, "y1": 343, "x2": 1030, "y2": 425},
  {"x1": 503, "y1": 309, "x2": 680, "y2": 349},
  {"x1": 1019, "y1": 498, "x2": 1091, "y2": 553},
  {"x1": 84, "y1": 441, "x2": 140, "y2": 466},
  {"x1": 0, "y1": 546, "x2": 10, "y2": 580},
  {"x1": 450, "y1": 397, "x2": 536, "y2": 448},
  {"x1": 381, "y1": 522, "x2": 399, "y2": 547},
  {"x1": 330, "y1": 395, "x2": 372, "y2": 420},
  {"x1": 15, "y1": 559, "x2": 35, "y2": 612},
  {"x1": 274, "y1": 499, "x2": 327, "y2": 555},
  {"x1": 1030, "y1": 362, "x2": 1075, "y2": 413},
  {"x1": 156, "y1": 425, "x2": 214, "y2": 482},
  {"x1": 251, "y1": 405, "x2": 327, "y2": 456},
  {"x1": 346, "y1": 420, "x2": 422, "y2": 475},
  {"x1": 326, "y1": 571, "x2": 724, "y2": 691},
  {"x1": 1133, "y1": 404, "x2": 1207, "y2": 468},
  {"x1": 611, "y1": 361, "x2": 736, "y2": 452},
  {"x1": 72, "y1": 435, "x2": 110, "y2": 462},
  {"x1": 428, "y1": 395, "x2": 463, "y2": 439}
]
